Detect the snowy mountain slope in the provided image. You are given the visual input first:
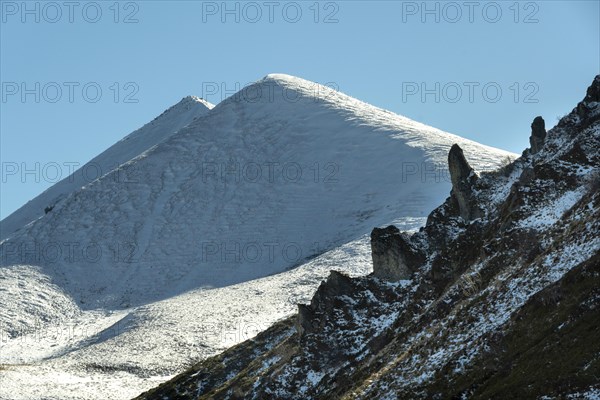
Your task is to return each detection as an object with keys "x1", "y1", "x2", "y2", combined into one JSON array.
[
  {"x1": 140, "y1": 75, "x2": 600, "y2": 400},
  {"x1": 0, "y1": 96, "x2": 214, "y2": 240},
  {"x1": 0, "y1": 74, "x2": 515, "y2": 399},
  {"x1": 0, "y1": 74, "x2": 514, "y2": 311},
  {"x1": 0, "y1": 218, "x2": 423, "y2": 400}
]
